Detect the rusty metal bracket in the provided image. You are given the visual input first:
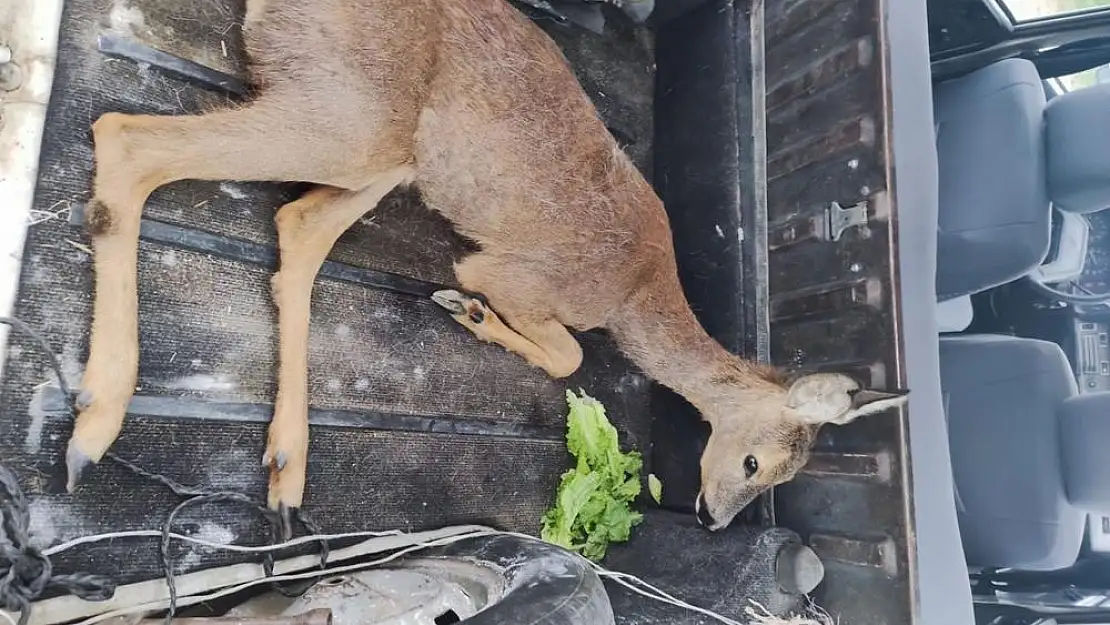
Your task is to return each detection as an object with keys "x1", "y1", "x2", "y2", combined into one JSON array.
[{"x1": 820, "y1": 200, "x2": 869, "y2": 242}]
